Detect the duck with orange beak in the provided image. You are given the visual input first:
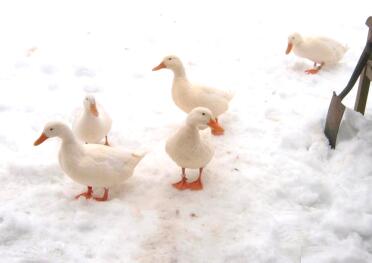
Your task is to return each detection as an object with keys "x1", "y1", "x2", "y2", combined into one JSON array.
[
  {"x1": 166, "y1": 107, "x2": 217, "y2": 191},
  {"x1": 34, "y1": 121, "x2": 145, "y2": 201},
  {"x1": 285, "y1": 32, "x2": 347, "y2": 74},
  {"x1": 152, "y1": 55, "x2": 233, "y2": 135},
  {"x1": 73, "y1": 95, "x2": 112, "y2": 145}
]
